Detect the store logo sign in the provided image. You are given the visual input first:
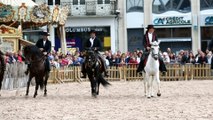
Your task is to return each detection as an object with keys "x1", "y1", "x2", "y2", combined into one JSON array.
[
  {"x1": 205, "y1": 16, "x2": 213, "y2": 25},
  {"x1": 153, "y1": 16, "x2": 191, "y2": 25}
]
